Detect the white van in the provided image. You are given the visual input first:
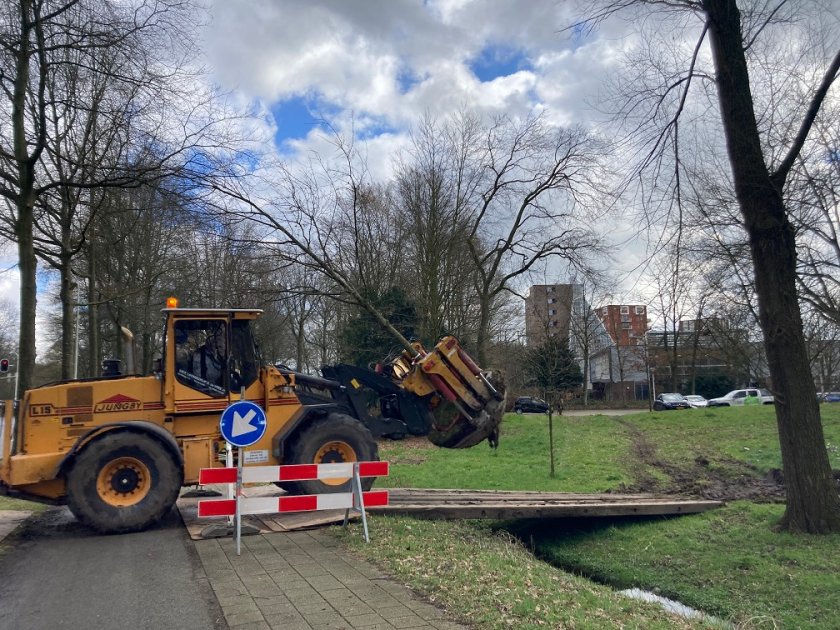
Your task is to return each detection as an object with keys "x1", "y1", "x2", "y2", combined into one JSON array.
[{"x1": 707, "y1": 388, "x2": 774, "y2": 406}]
